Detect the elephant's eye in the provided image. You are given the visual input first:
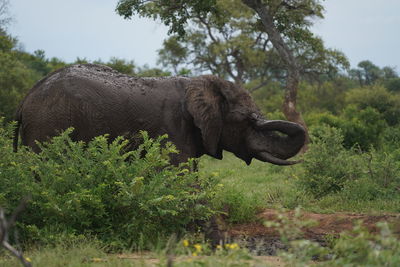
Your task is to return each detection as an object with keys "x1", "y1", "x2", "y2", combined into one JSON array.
[
  {"x1": 227, "y1": 110, "x2": 248, "y2": 122},
  {"x1": 249, "y1": 113, "x2": 260, "y2": 121}
]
